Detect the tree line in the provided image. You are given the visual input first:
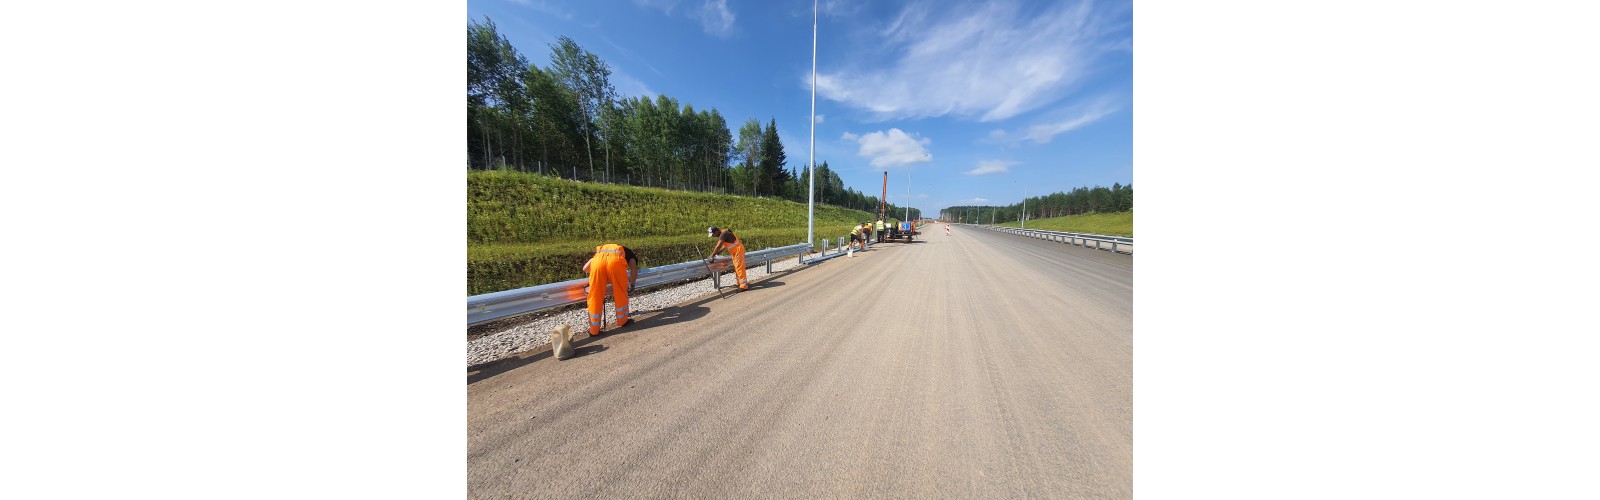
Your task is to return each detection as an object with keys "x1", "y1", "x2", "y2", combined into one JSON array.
[
  {"x1": 467, "y1": 17, "x2": 917, "y2": 220},
  {"x1": 940, "y1": 183, "x2": 1132, "y2": 223}
]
